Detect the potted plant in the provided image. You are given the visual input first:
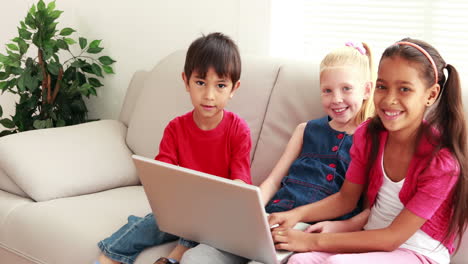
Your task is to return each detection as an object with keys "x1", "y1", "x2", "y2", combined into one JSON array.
[{"x1": 0, "y1": 0, "x2": 115, "y2": 137}]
